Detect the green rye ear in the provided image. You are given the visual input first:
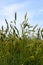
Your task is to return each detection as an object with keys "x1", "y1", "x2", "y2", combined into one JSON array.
[
  {"x1": 15, "y1": 12, "x2": 17, "y2": 20},
  {"x1": 33, "y1": 24, "x2": 38, "y2": 30},
  {"x1": 5, "y1": 19, "x2": 9, "y2": 30},
  {"x1": 1, "y1": 26, "x2": 4, "y2": 32},
  {"x1": 25, "y1": 12, "x2": 27, "y2": 20},
  {"x1": 37, "y1": 28, "x2": 40, "y2": 39},
  {"x1": 41, "y1": 28, "x2": 43, "y2": 38},
  {"x1": 14, "y1": 26, "x2": 19, "y2": 35},
  {"x1": 5, "y1": 19, "x2": 9, "y2": 34},
  {"x1": 14, "y1": 12, "x2": 17, "y2": 24}
]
